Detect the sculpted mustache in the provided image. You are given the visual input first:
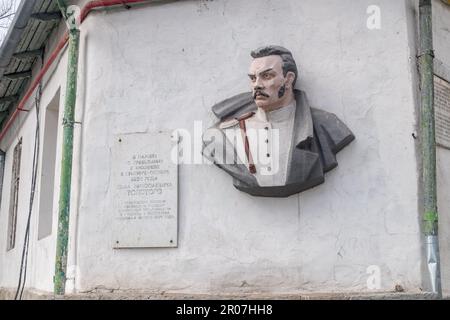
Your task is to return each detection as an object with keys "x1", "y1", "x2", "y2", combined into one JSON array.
[{"x1": 253, "y1": 91, "x2": 270, "y2": 99}]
